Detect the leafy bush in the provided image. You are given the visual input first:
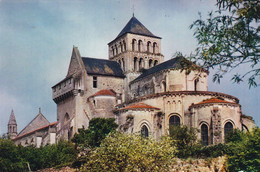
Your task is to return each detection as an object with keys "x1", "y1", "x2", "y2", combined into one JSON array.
[
  {"x1": 226, "y1": 127, "x2": 260, "y2": 172},
  {"x1": 82, "y1": 132, "x2": 176, "y2": 172},
  {"x1": 0, "y1": 138, "x2": 27, "y2": 172},
  {"x1": 72, "y1": 118, "x2": 118, "y2": 148},
  {"x1": 0, "y1": 137, "x2": 77, "y2": 171},
  {"x1": 169, "y1": 125, "x2": 198, "y2": 158}
]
